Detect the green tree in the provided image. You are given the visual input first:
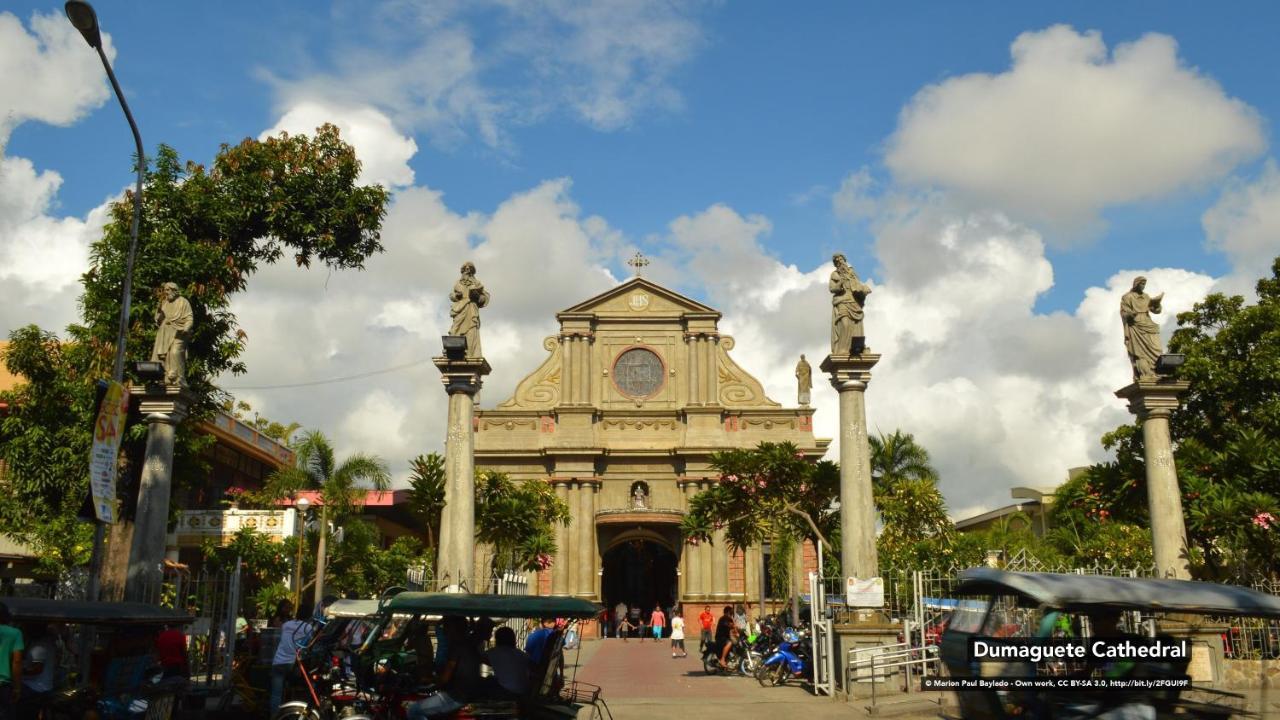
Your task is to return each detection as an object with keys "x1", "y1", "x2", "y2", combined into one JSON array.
[
  {"x1": 474, "y1": 470, "x2": 571, "y2": 573},
  {"x1": 0, "y1": 124, "x2": 388, "y2": 573},
  {"x1": 869, "y1": 430, "x2": 959, "y2": 571},
  {"x1": 0, "y1": 328, "x2": 97, "y2": 574},
  {"x1": 680, "y1": 442, "x2": 840, "y2": 554},
  {"x1": 1067, "y1": 259, "x2": 1280, "y2": 581},
  {"x1": 254, "y1": 430, "x2": 392, "y2": 597},
  {"x1": 407, "y1": 453, "x2": 446, "y2": 554},
  {"x1": 201, "y1": 526, "x2": 293, "y2": 618}
]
